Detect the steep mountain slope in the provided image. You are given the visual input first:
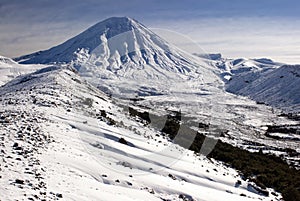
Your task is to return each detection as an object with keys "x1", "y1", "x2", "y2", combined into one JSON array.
[
  {"x1": 226, "y1": 65, "x2": 300, "y2": 113},
  {"x1": 0, "y1": 66, "x2": 280, "y2": 201}
]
